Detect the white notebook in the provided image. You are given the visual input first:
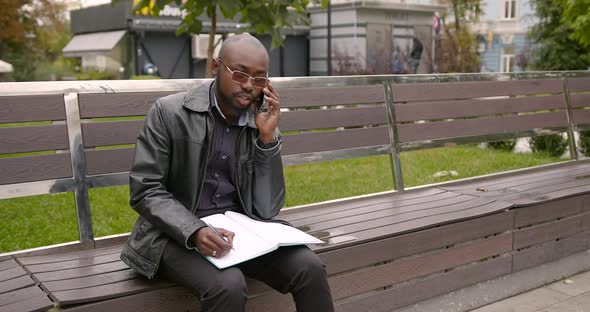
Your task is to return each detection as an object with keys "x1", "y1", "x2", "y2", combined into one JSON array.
[{"x1": 199, "y1": 211, "x2": 323, "y2": 269}]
